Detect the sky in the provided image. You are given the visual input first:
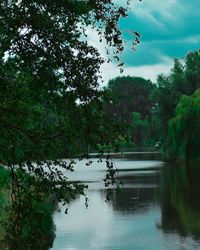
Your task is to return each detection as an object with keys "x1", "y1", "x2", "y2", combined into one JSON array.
[{"x1": 88, "y1": 0, "x2": 200, "y2": 85}]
